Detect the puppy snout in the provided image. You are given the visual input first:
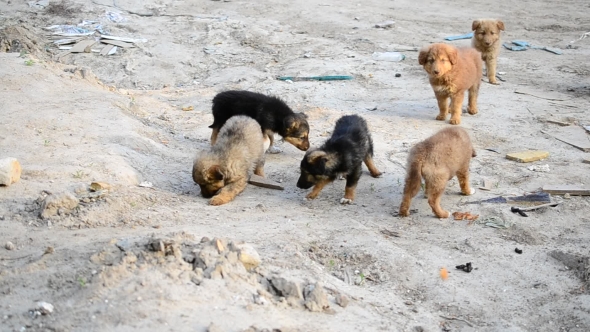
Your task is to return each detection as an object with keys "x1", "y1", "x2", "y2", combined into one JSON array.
[
  {"x1": 433, "y1": 69, "x2": 440, "y2": 75},
  {"x1": 296, "y1": 177, "x2": 312, "y2": 189}
]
